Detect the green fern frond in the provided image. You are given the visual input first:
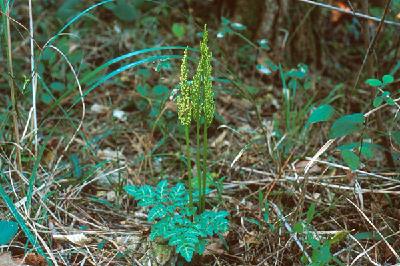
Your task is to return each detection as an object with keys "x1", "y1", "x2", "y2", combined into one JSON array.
[{"x1": 126, "y1": 181, "x2": 229, "y2": 262}]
